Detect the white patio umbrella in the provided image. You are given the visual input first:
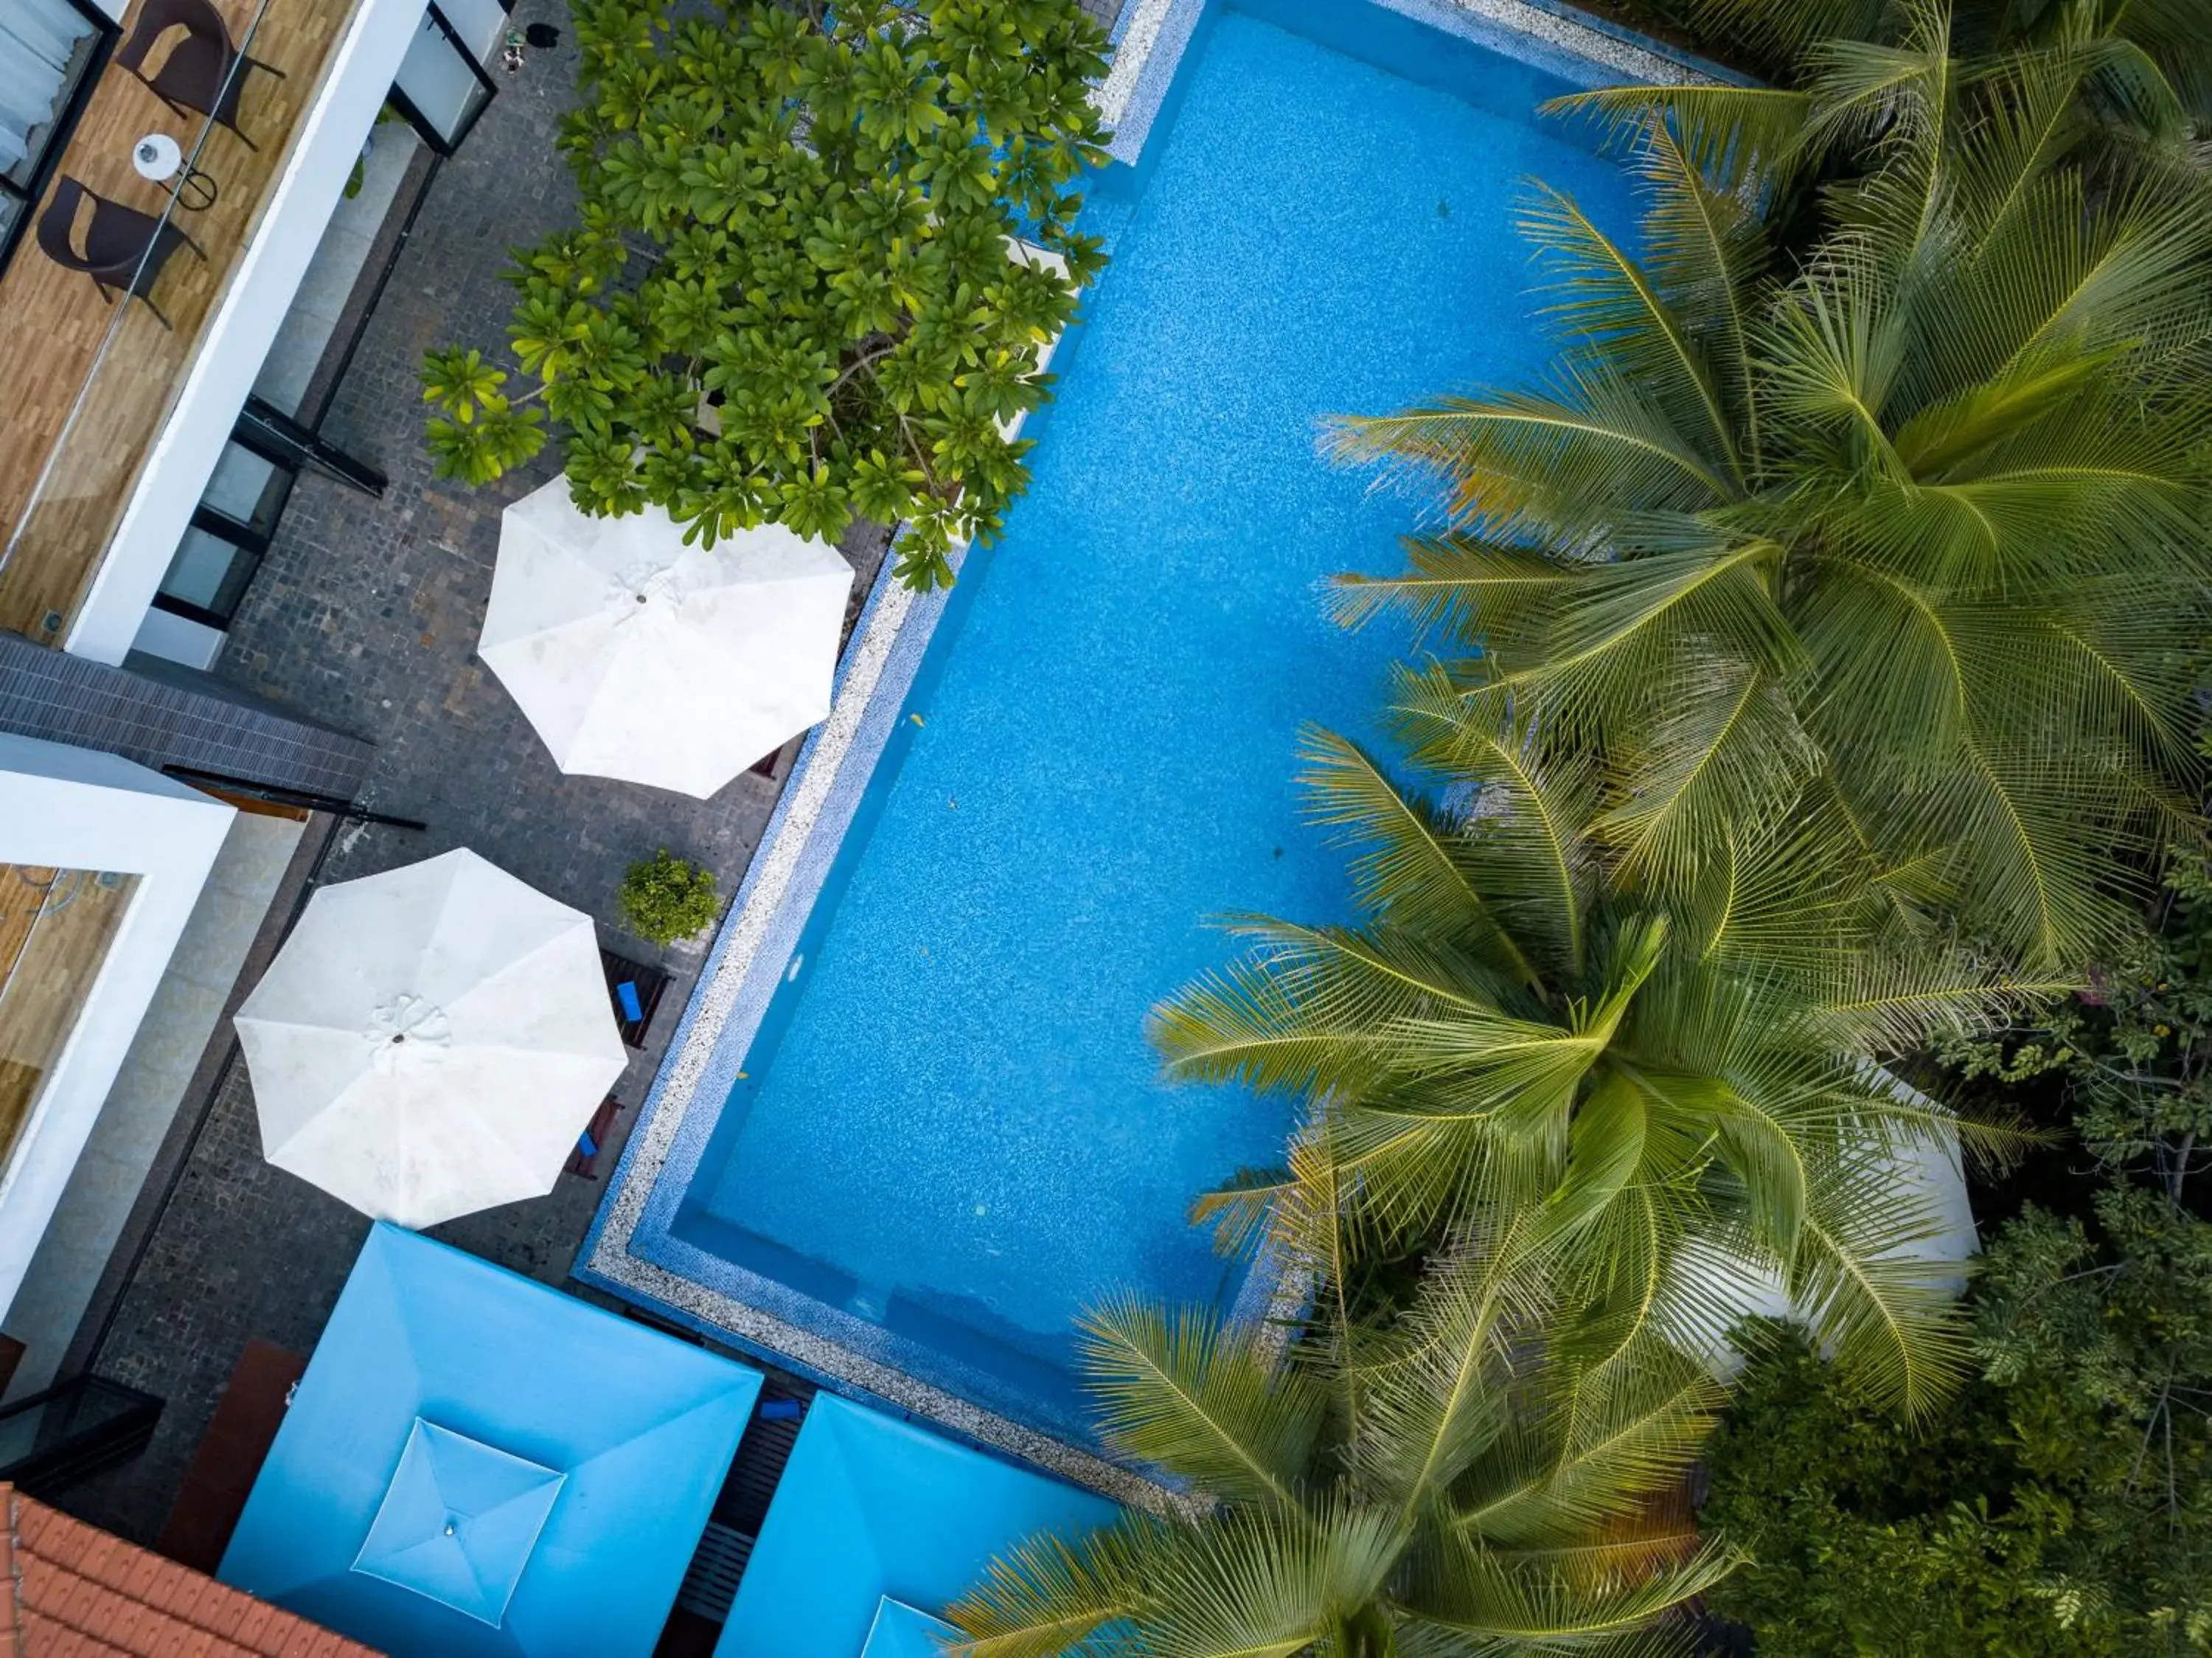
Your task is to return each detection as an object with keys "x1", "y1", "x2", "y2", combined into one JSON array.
[
  {"x1": 481, "y1": 480, "x2": 854, "y2": 798},
  {"x1": 234, "y1": 848, "x2": 627, "y2": 1228}
]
